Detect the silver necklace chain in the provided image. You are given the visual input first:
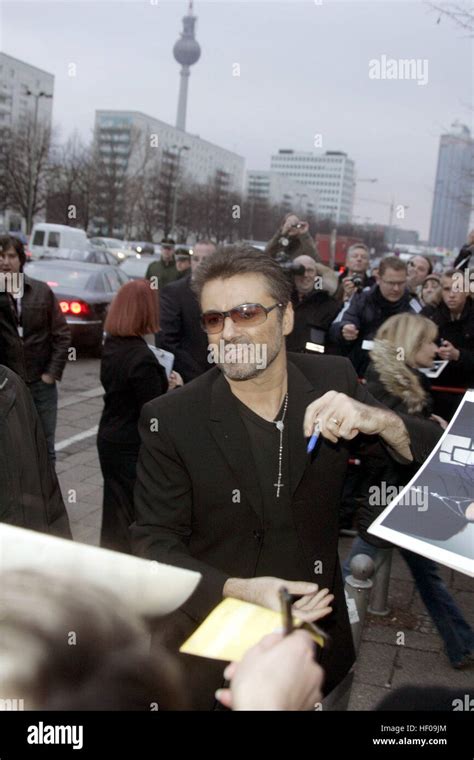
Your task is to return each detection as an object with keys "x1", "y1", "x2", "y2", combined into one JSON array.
[{"x1": 274, "y1": 393, "x2": 288, "y2": 498}]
